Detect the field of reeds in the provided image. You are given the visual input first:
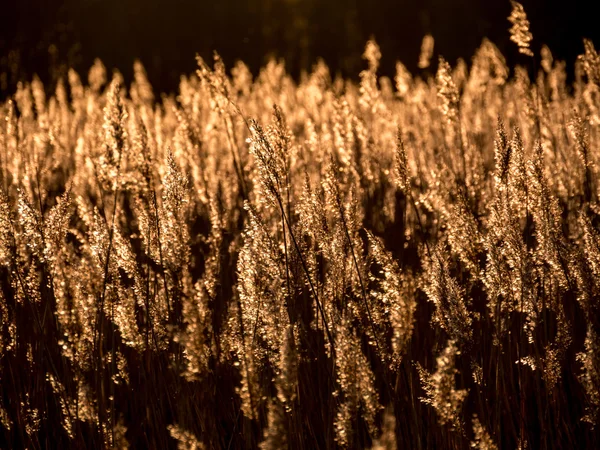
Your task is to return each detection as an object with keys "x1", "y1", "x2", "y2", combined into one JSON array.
[{"x1": 1, "y1": 5, "x2": 600, "y2": 448}]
